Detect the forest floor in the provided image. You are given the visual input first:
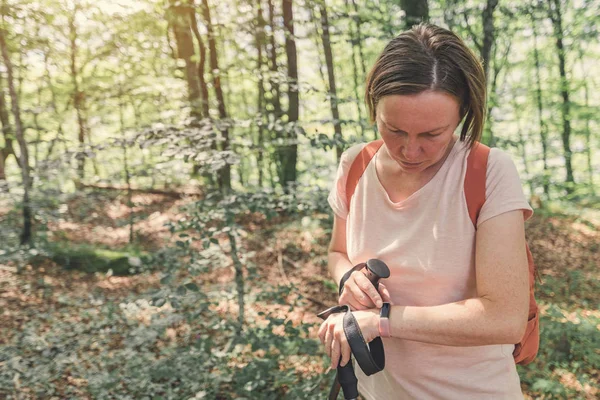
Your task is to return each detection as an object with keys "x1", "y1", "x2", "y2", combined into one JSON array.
[{"x1": 1, "y1": 191, "x2": 599, "y2": 399}]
